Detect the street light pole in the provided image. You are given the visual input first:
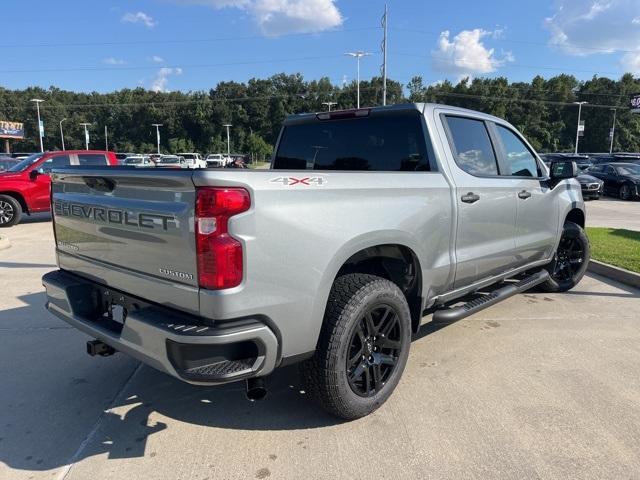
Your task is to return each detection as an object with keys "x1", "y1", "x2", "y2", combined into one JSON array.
[
  {"x1": 105, "y1": 125, "x2": 109, "y2": 151},
  {"x1": 152, "y1": 124, "x2": 163, "y2": 155},
  {"x1": 223, "y1": 124, "x2": 232, "y2": 156},
  {"x1": 322, "y1": 102, "x2": 337, "y2": 111},
  {"x1": 345, "y1": 51, "x2": 371, "y2": 109},
  {"x1": 59, "y1": 118, "x2": 67, "y2": 151},
  {"x1": 609, "y1": 108, "x2": 617, "y2": 154},
  {"x1": 381, "y1": 4, "x2": 388, "y2": 106},
  {"x1": 573, "y1": 101, "x2": 588, "y2": 154},
  {"x1": 31, "y1": 99, "x2": 44, "y2": 152},
  {"x1": 79, "y1": 123, "x2": 91, "y2": 150}
]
